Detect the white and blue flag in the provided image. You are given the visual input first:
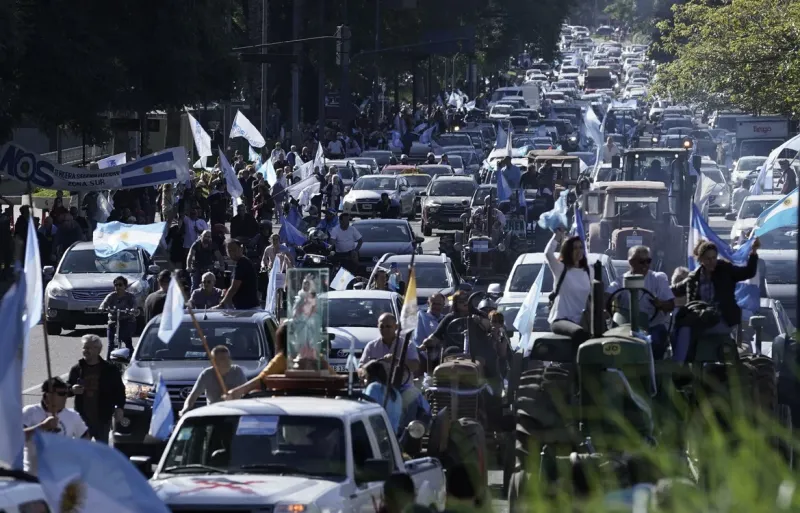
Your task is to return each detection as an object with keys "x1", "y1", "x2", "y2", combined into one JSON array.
[
  {"x1": 264, "y1": 258, "x2": 282, "y2": 315},
  {"x1": 689, "y1": 204, "x2": 759, "y2": 312},
  {"x1": 249, "y1": 145, "x2": 261, "y2": 165},
  {"x1": 497, "y1": 169, "x2": 512, "y2": 202},
  {"x1": 495, "y1": 125, "x2": 508, "y2": 149},
  {"x1": 752, "y1": 134, "x2": 800, "y2": 194},
  {"x1": 148, "y1": 374, "x2": 174, "y2": 441},
  {"x1": 571, "y1": 206, "x2": 586, "y2": 244},
  {"x1": 158, "y1": 277, "x2": 185, "y2": 344},
  {"x1": 186, "y1": 111, "x2": 213, "y2": 158},
  {"x1": 35, "y1": 431, "x2": 171, "y2": 513},
  {"x1": 230, "y1": 110, "x2": 266, "y2": 148},
  {"x1": 752, "y1": 187, "x2": 798, "y2": 238},
  {"x1": 97, "y1": 152, "x2": 127, "y2": 169},
  {"x1": 24, "y1": 217, "x2": 42, "y2": 335},
  {"x1": 513, "y1": 264, "x2": 545, "y2": 353},
  {"x1": 92, "y1": 221, "x2": 166, "y2": 258},
  {"x1": 0, "y1": 278, "x2": 26, "y2": 469},
  {"x1": 538, "y1": 193, "x2": 569, "y2": 232},
  {"x1": 331, "y1": 267, "x2": 356, "y2": 291},
  {"x1": 420, "y1": 125, "x2": 436, "y2": 145},
  {"x1": 218, "y1": 148, "x2": 244, "y2": 198},
  {"x1": 120, "y1": 149, "x2": 189, "y2": 188}
]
